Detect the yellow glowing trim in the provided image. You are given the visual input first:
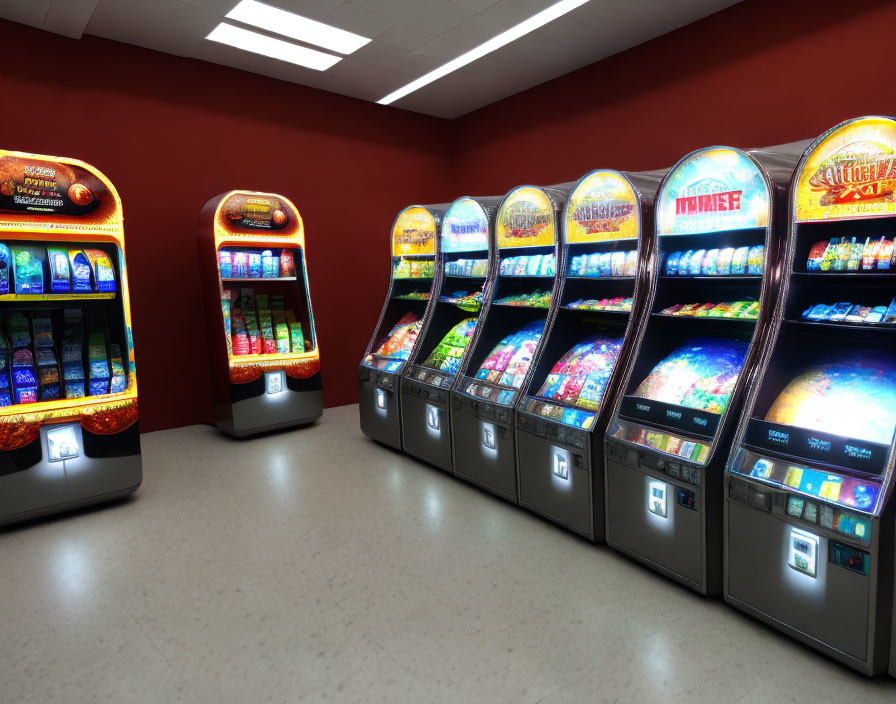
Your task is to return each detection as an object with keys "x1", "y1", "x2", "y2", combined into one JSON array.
[
  {"x1": 795, "y1": 117, "x2": 896, "y2": 222},
  {"x1": 0, "y1": 150, "x2": 138, "y2": 417},
  {"x1": 229, "y1": 350, "x2": 319, "y2": 367},
  {"x1": 496, "y1": 187, "x2": 556, "y2": 248},
  {"x1": 0, "y1": 292, "x2": 116, "y2": 302},
  {"x1": 391, "y1": 206, "x2": 437, "y2": 257},
  {"x1": 566, "y1": 171, "x2": 640, "y2": 243}
]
